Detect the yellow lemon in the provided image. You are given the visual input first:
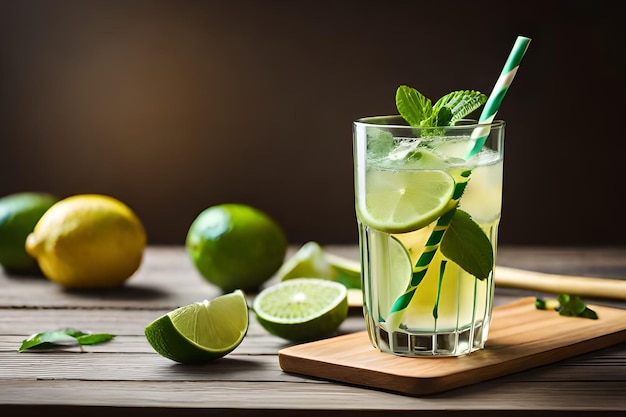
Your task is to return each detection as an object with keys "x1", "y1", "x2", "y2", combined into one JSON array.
[{"x1": 25, "y1": 194, "x2": 147, "y2": 289}]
